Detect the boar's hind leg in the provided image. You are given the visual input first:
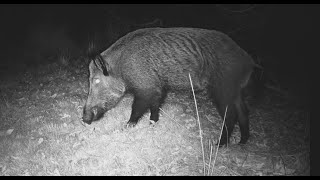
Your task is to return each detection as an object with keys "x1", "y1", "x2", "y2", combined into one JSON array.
[
  {"x1": 235, "y1": 94, "x2": 249, "y2": 144},
  {"x1": 213, "y1": 89, "x2": 250, "y2": 147},
  {"x1": 216, "y1": 102, "x2": 237, "y2": 147},
  {"x1": 208, "y1": 84, "x2": 237, "y2": 147}
]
